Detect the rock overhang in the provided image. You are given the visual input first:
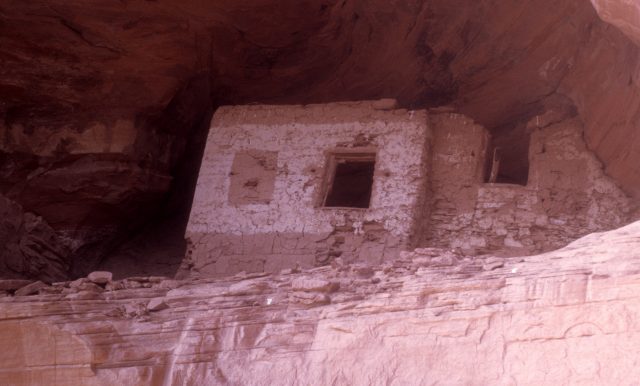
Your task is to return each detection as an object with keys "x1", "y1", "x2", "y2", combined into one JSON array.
[{"x1": 0, "y1": 0, "x2": 639, "y2": 279}]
